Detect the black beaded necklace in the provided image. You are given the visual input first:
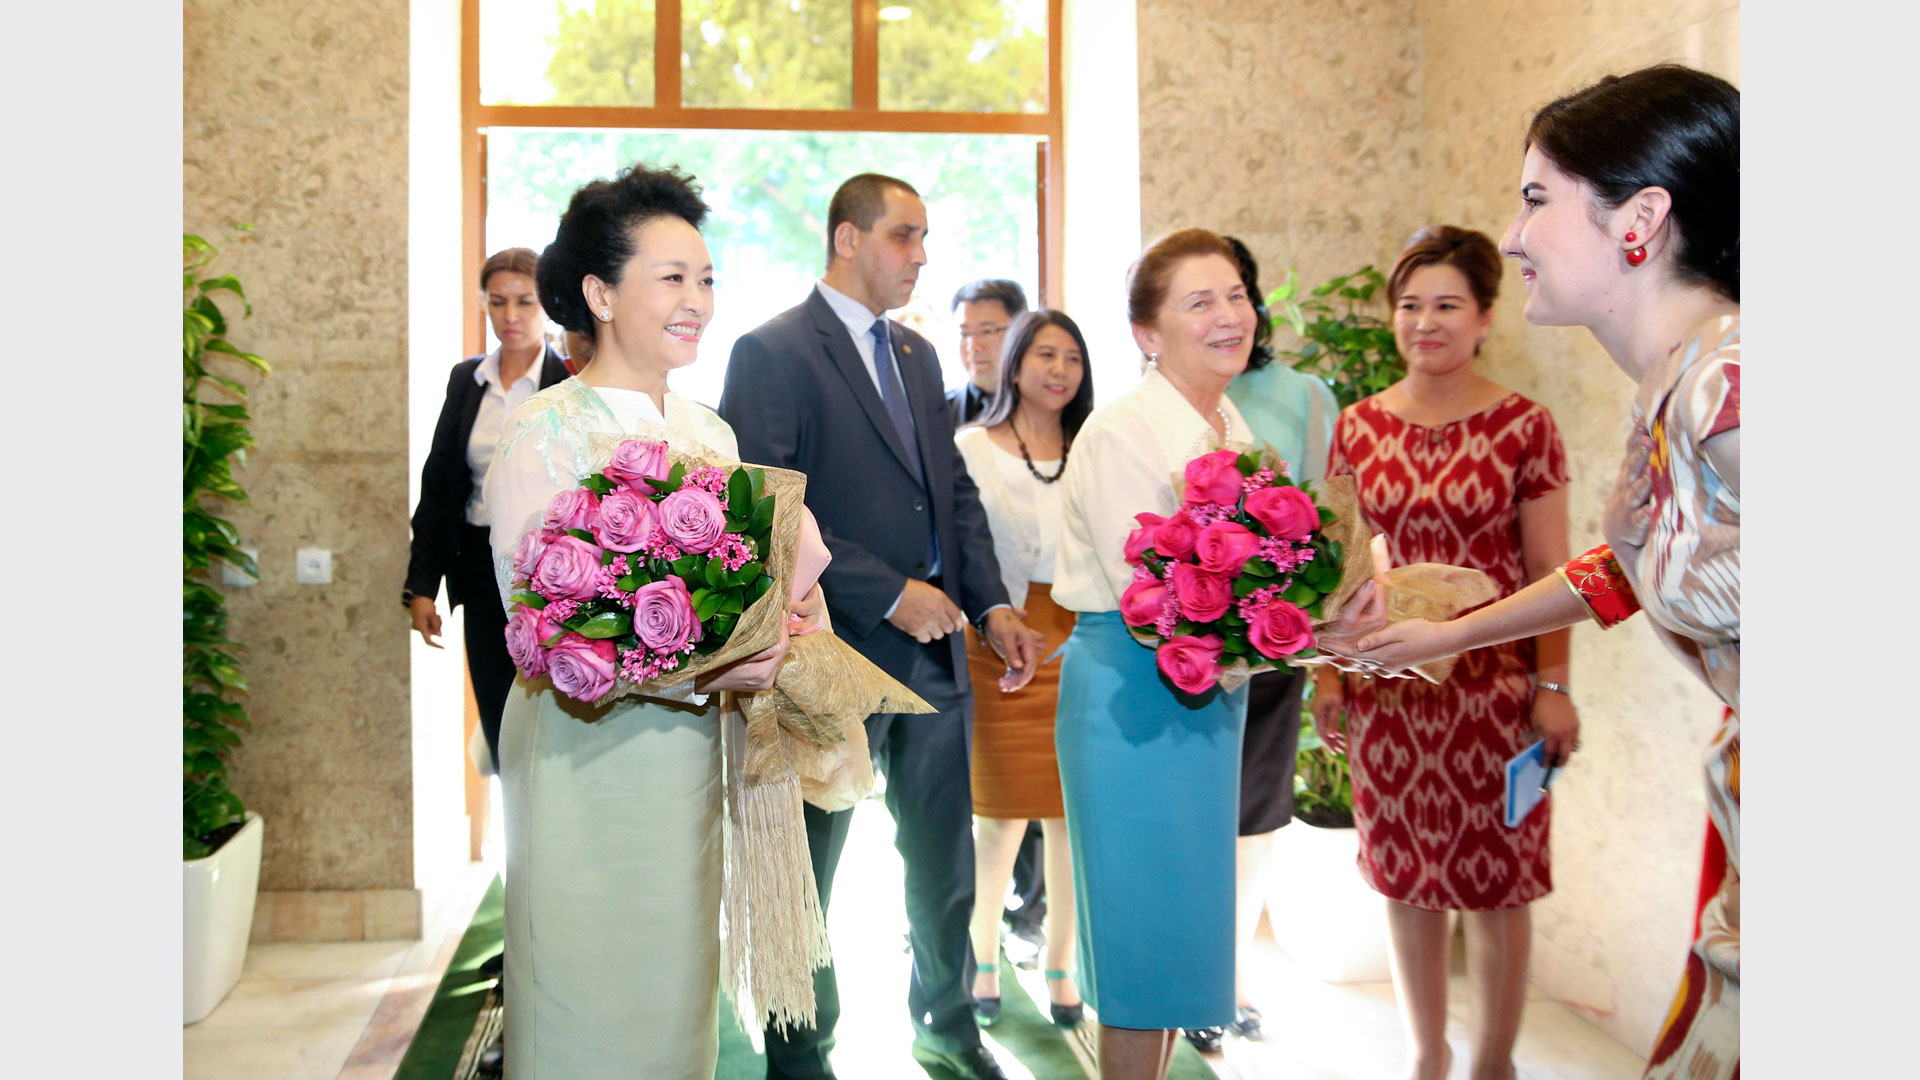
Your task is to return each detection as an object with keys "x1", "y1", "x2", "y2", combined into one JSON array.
[{"x1": 1010, "y1": 412, "x2": 1068, "y2": 483}]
